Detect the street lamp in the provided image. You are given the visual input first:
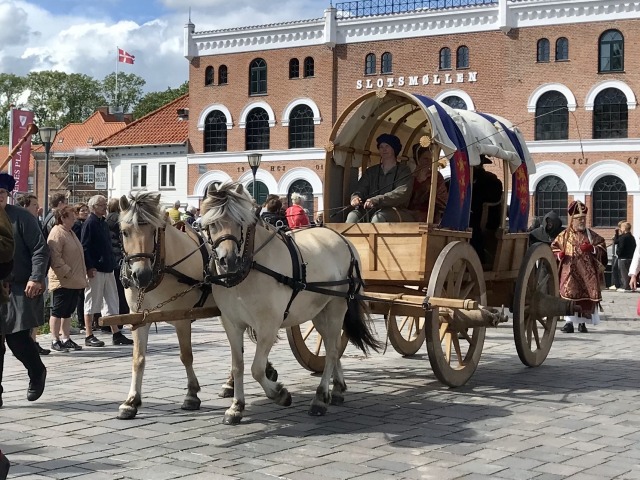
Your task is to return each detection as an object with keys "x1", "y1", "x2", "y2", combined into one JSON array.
[
  {"x1": 40, "y1": 126, "x2": 57, "y2": 216},
  {"x1": 247, "y1": 152, "x2": 262, "y2": 201}
]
